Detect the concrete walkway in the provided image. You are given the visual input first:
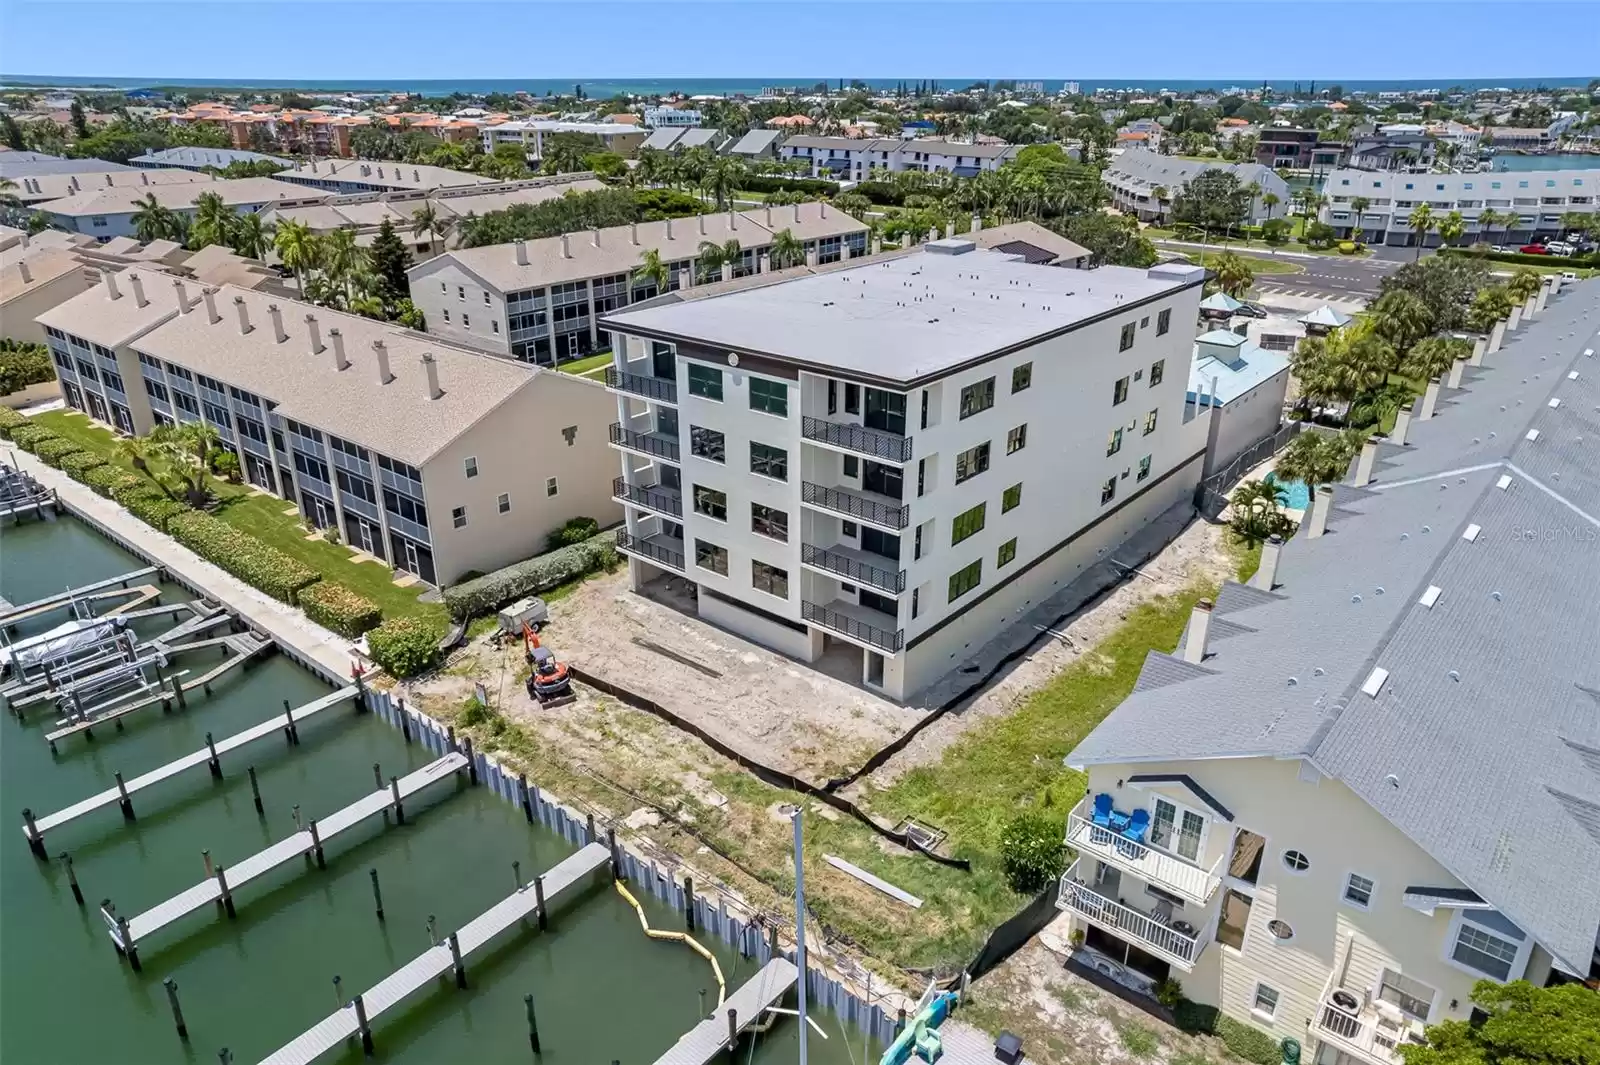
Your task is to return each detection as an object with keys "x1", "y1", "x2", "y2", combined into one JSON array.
[{"x1": 8, "y1": 447, "x2": 356, "y2": 685}]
